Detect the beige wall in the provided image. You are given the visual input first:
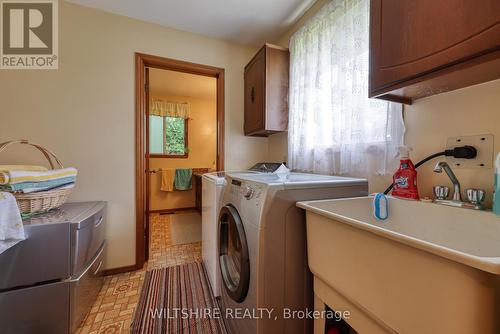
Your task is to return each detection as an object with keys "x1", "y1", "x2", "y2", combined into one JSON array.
[
  {"x1": 0, "y1": 1, "x2": 268, "y2": 269},
  {"x1": 402, "y1": 80, "x2": 500, "y2": 204},
  {"x1": 149, "y1": 93, "x2": 216, "y2": 211},
  {"x1": 268, "y1": 0, "x2": 500, "y2": 204}
]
